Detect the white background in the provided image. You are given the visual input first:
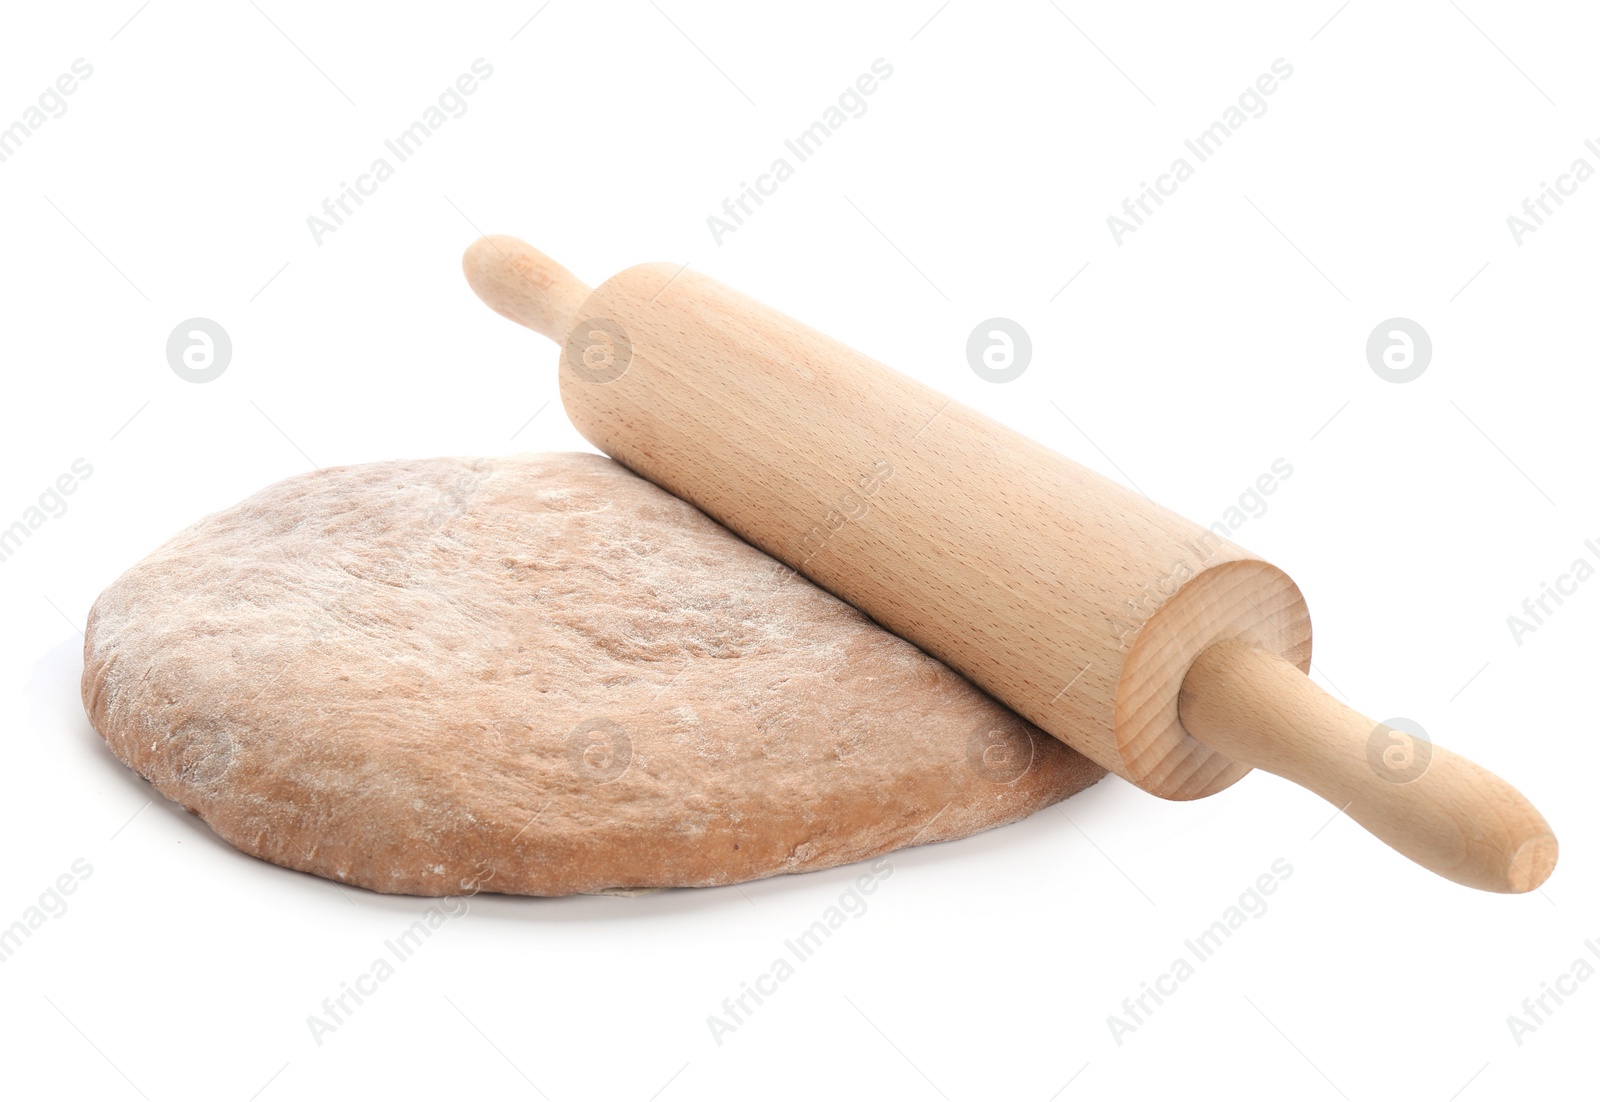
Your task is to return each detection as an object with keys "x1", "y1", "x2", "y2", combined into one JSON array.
[{"x1": 1, "y1": 2, "x2": 1595, "y2": 1099}]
